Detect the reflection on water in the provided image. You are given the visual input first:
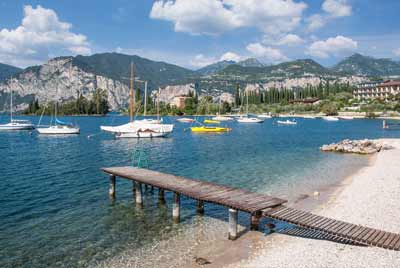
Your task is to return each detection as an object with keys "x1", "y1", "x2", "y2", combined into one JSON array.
[{"x1": 0, "y1": 116, "x2": 398, "y2": 268}]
